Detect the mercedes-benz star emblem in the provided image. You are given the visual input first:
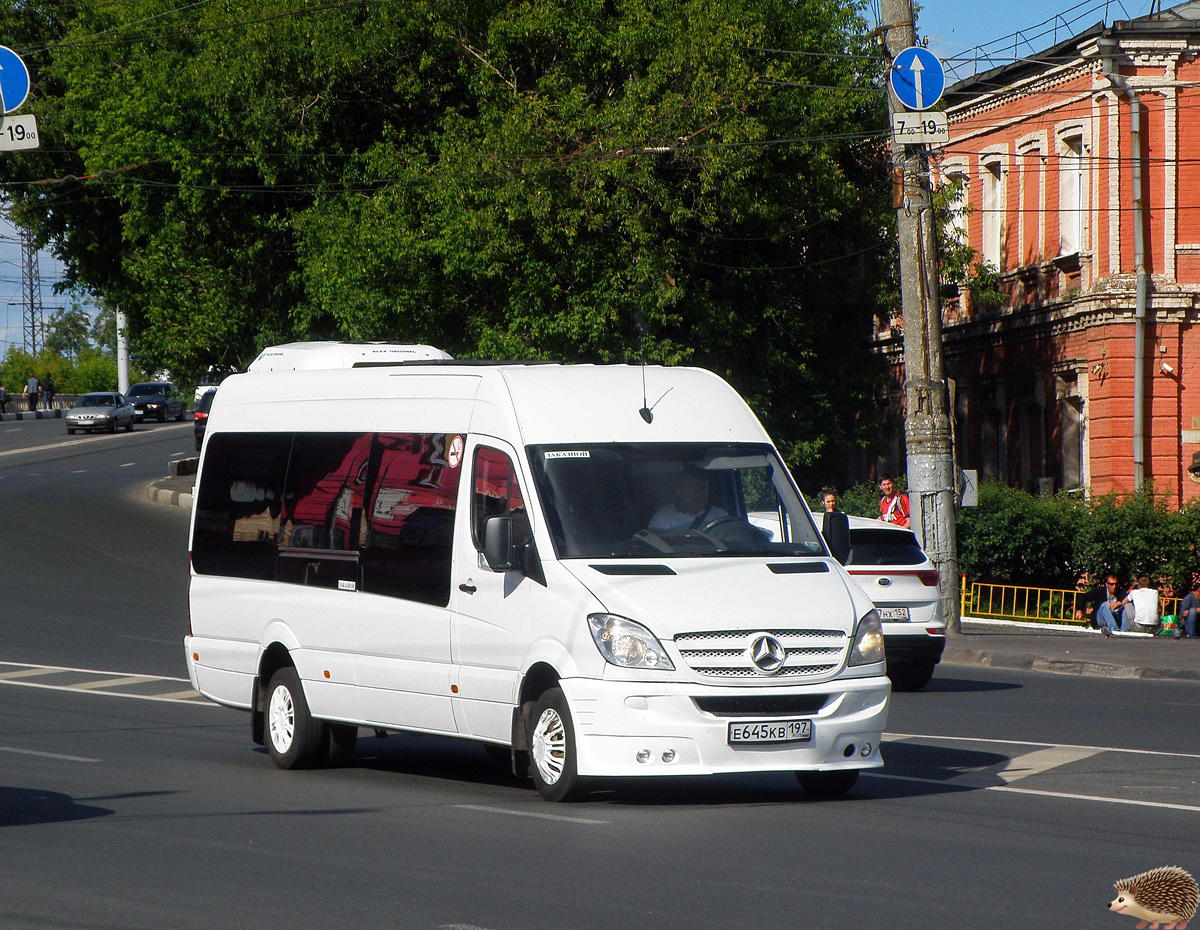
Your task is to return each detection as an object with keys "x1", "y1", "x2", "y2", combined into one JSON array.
[{"x1": 748, "y1": 634, "x2": 786, "y2": 674}]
